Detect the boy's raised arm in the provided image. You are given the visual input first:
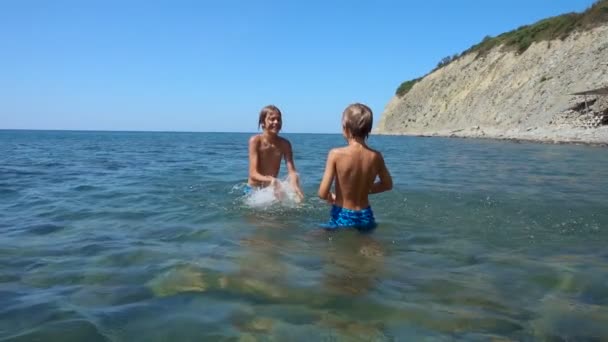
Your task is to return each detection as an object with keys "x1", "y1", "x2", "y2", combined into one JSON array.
[
  {"x1": 370, "y1": 153, "x2": 393, "y2": 194},
  {"x1": 318, "y1": 150, "x2": 336, "y2": 202}
]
